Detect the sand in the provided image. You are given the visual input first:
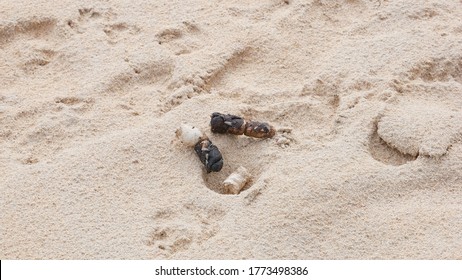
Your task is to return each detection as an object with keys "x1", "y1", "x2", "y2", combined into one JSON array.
[{"x1": 1, "y1": 0, "x2": 461, "y2": 259}]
